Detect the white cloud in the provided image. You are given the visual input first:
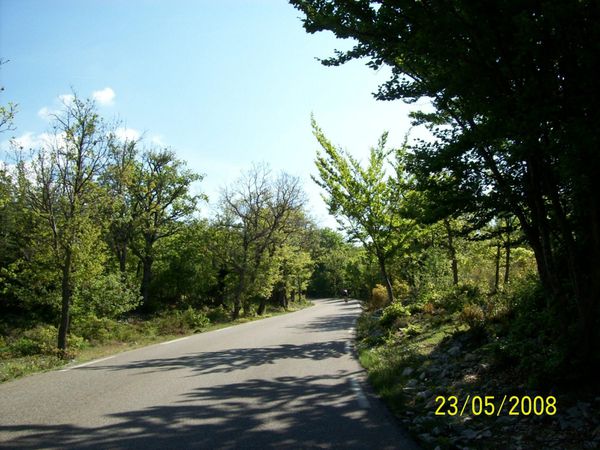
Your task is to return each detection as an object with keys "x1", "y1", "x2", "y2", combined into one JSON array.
[
  {"x1": 115, "y1": 127, "x2": 141, "y2": 142},
  {"x1": 150, "y1": 135, "x2": 166, "y2": 146},
  {"x1": 58, "y1": 94, "x2": 75, "y2": 106},
  {"x1": 37, "y1": 107, "x2": 53, "y2": 120},
  {"x1": 92, "y1": 87, "x2": 115, "y2": 106},
  {"x1": 5, "y1": 132, "x2": 62, "y2": 152}
]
